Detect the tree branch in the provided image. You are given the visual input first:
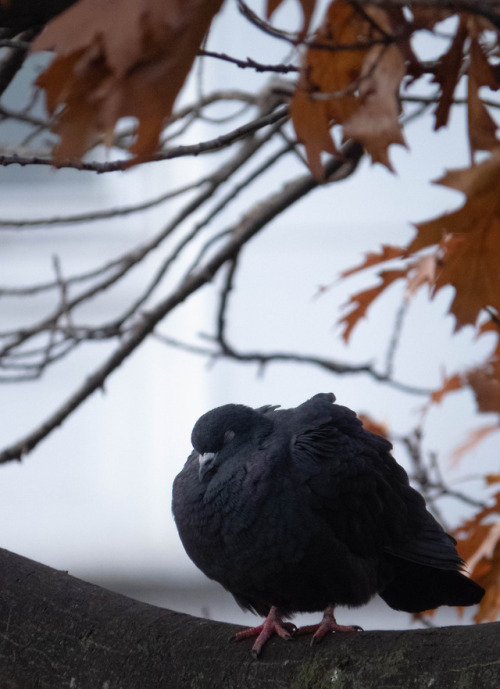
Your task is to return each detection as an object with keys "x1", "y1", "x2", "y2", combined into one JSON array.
[
  {"x1": 0, "y1": 547, "x2": 498, "y2": 688},
  {"x1": 0, "y1": 107, "x2": 290, "y2": 173},
  {"x1": 0, "y1": 144, "x2": 364, "y2": 463}
]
